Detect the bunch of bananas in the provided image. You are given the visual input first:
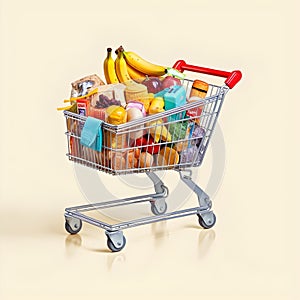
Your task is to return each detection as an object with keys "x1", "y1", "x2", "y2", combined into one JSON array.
[{"x1": 103, "y1": 46, "x2": 167, "y2": 85}]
